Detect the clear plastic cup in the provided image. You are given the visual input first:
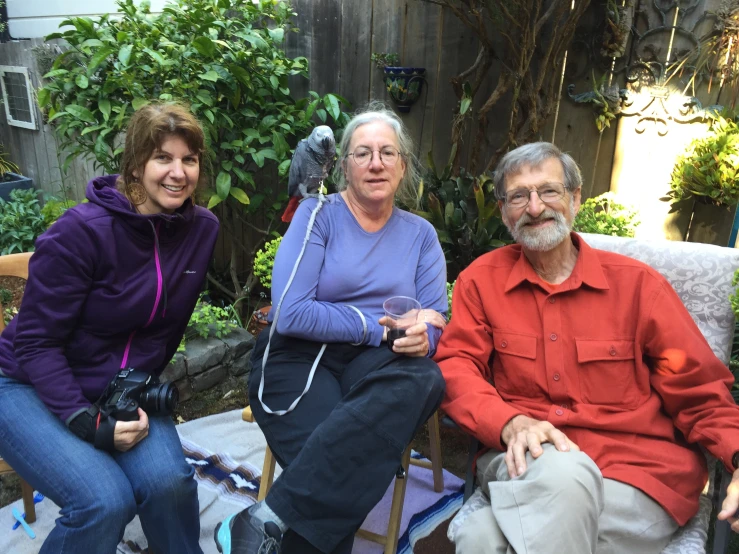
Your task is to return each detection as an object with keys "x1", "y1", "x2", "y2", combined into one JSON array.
[{"x1": 383, "y1": 296, "x2": 421, "y2": 351}]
